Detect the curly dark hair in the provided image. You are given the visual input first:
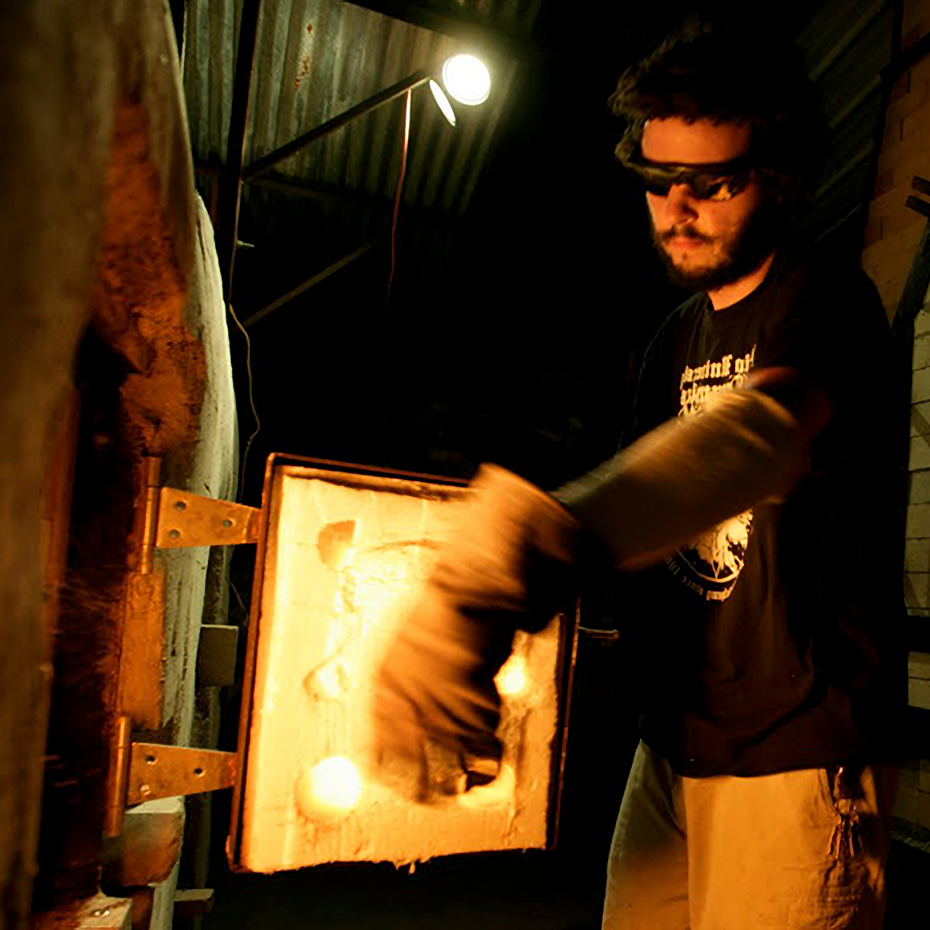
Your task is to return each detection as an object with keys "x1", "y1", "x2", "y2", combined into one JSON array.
[{"x1": 610, "y1": 24, "x2": 820, "y2": 207}]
